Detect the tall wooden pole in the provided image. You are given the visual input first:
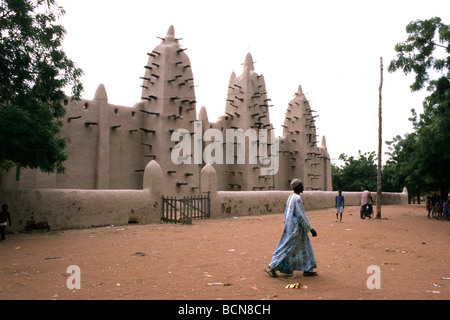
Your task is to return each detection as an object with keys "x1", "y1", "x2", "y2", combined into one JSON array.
[{"x1": 376, "y1": 57, "x2": 383, "y2": 219}]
